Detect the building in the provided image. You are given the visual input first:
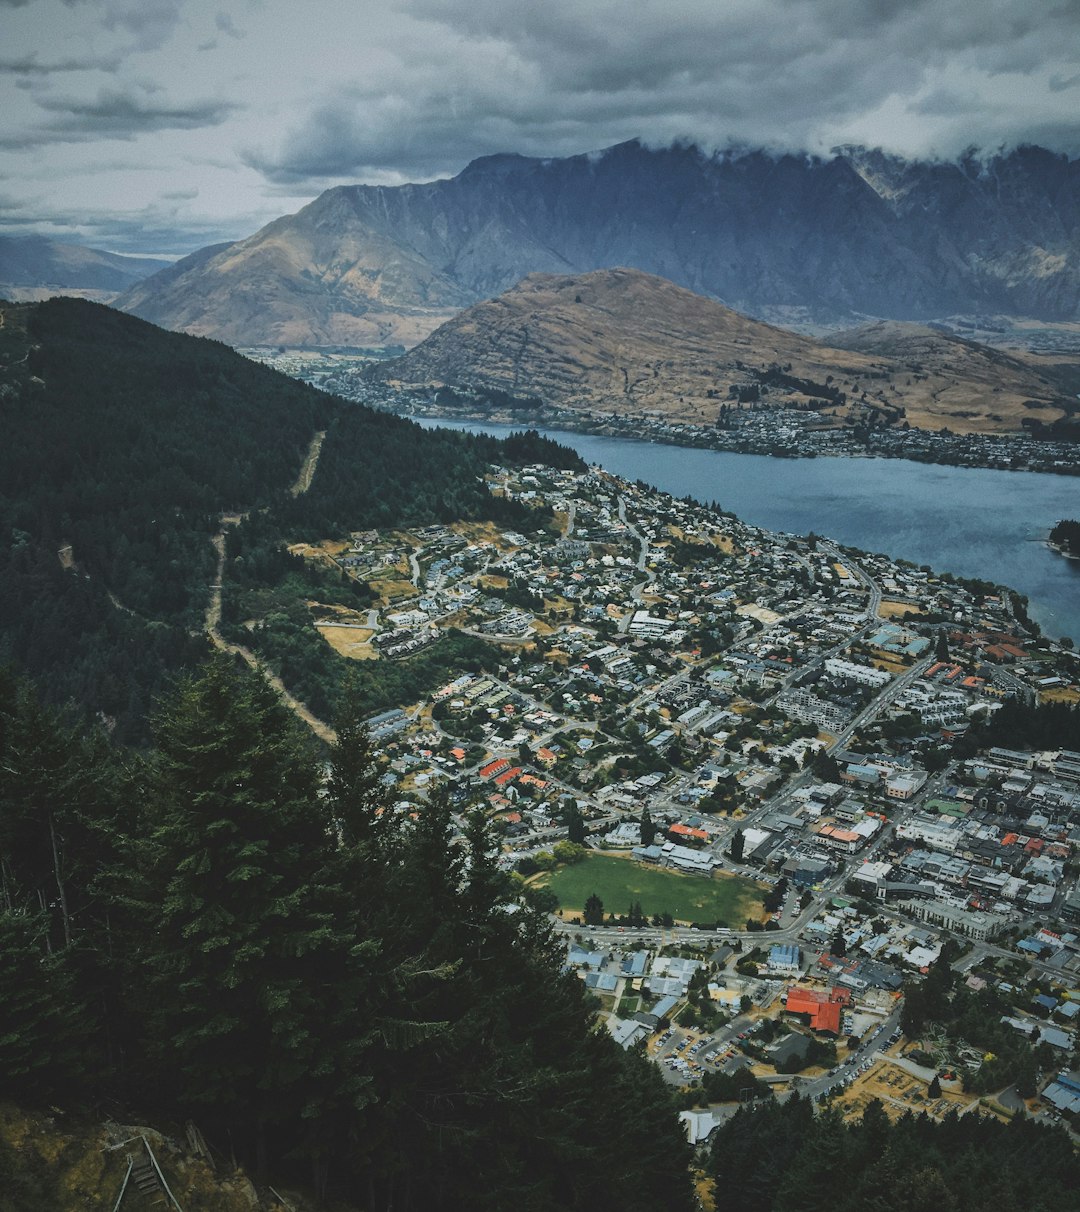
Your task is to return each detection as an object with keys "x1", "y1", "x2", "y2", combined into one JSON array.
[
  {"x1": 767, "y1": 944, "x2": 802, "y2": 976},
  {"x1": 898, "y1": 898, "x2": 1004, "y2": 941},
  {"x1": 824, "y1": 658, "x2": 891, "y2": 688},
  {"x1": 783, "y1": 986, "x2": 849, "y2": 1034}
]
